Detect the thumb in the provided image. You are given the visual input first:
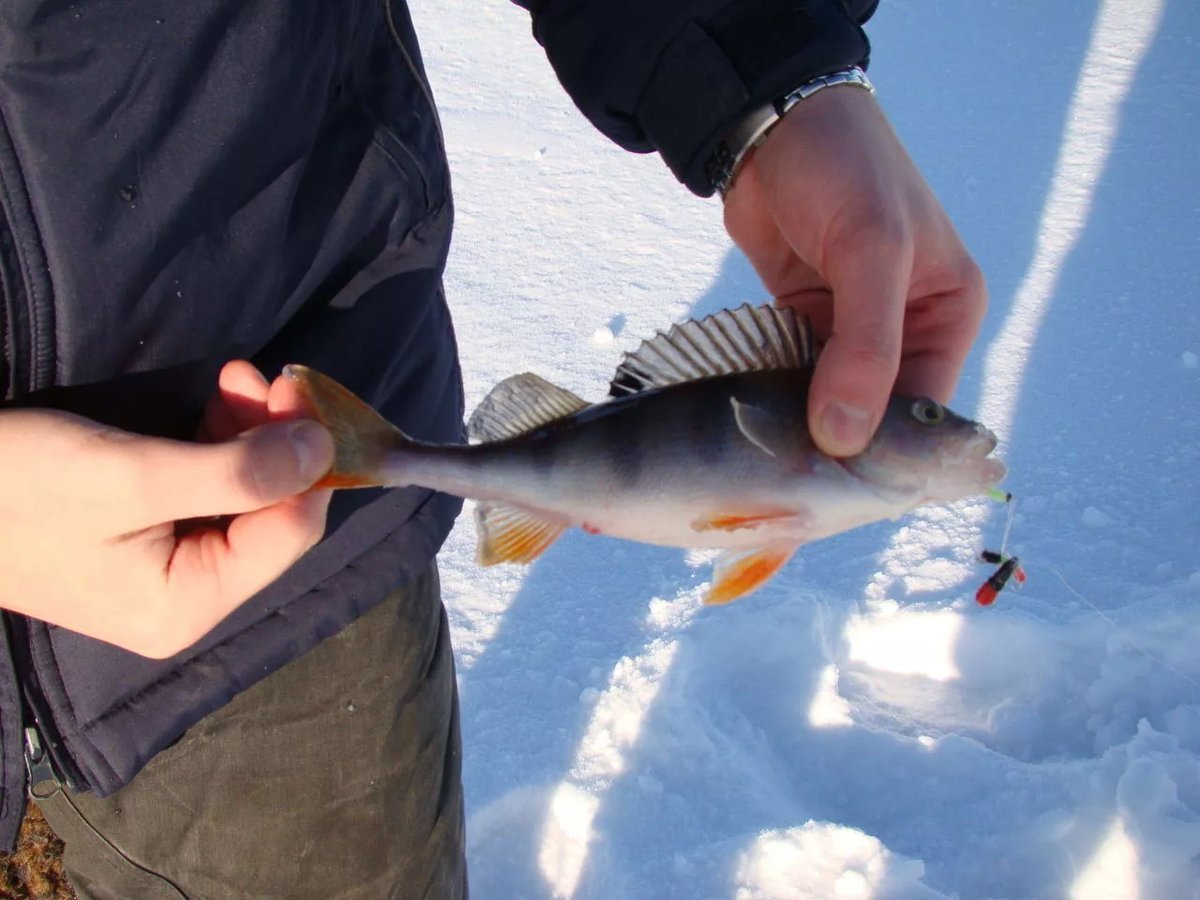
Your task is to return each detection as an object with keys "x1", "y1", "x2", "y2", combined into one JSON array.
[
  {"x1": 134, "y1": 419, "x2": 335, "y2": 523},
  {"x1": 808, "y1": 240, "x2": 910, "y2": 457}
]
